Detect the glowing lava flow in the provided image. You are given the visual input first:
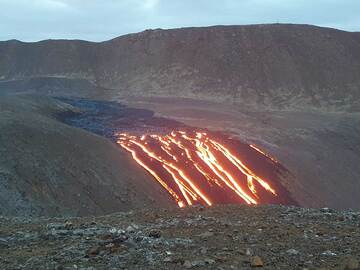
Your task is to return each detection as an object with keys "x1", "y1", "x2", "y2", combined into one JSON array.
[
  {"x1": 250, "y1": 144, "x2": 278, "y2": 163},
  {"x1": 117, "y1": 131, "x2": 277, "y2": 207}
]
